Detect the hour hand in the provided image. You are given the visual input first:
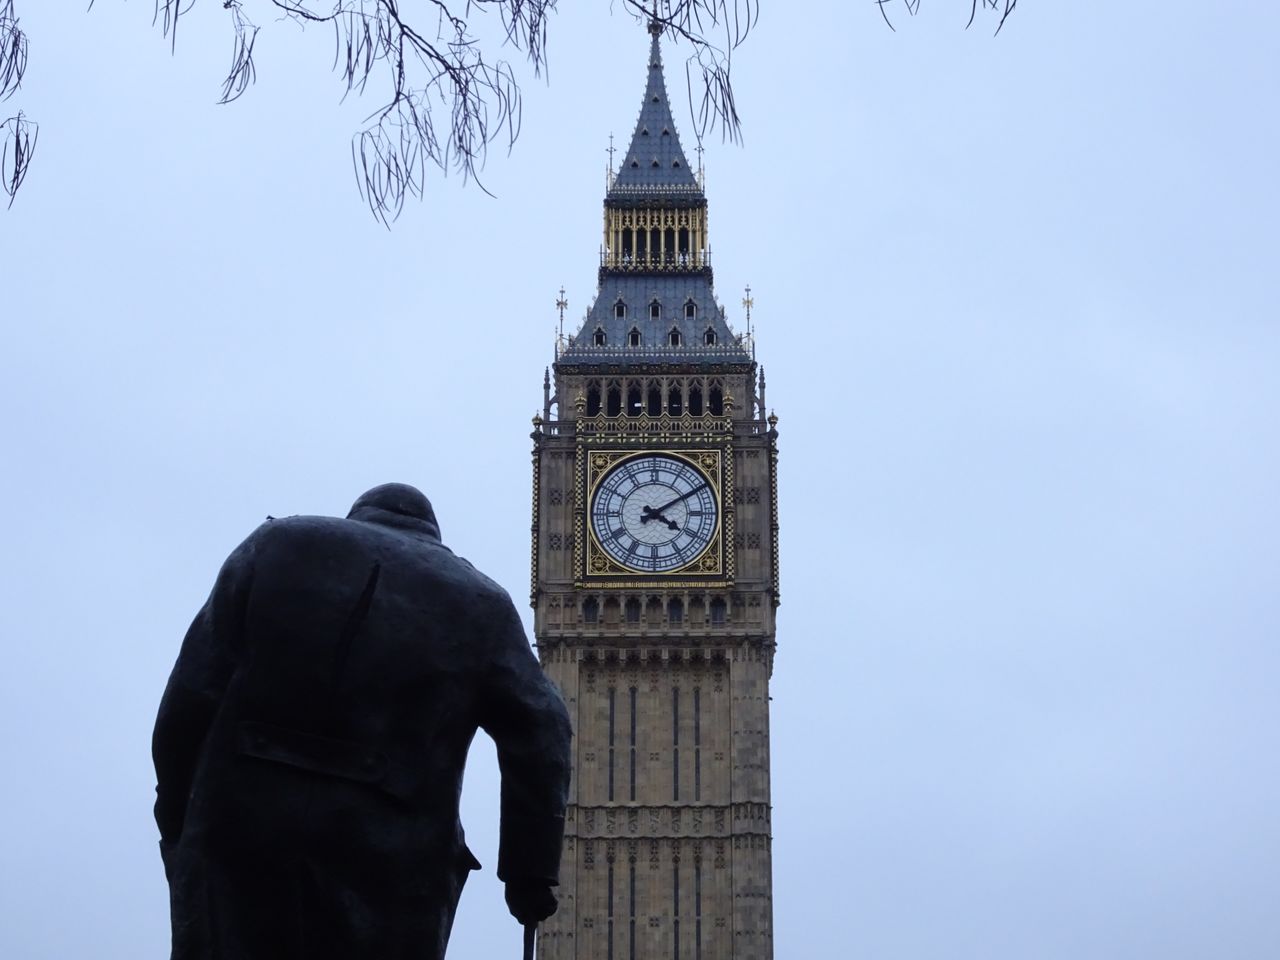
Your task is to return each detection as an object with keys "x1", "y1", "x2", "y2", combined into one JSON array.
[{"x1": 640, "y1": 505, "x2": 680, "y2": 530}]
